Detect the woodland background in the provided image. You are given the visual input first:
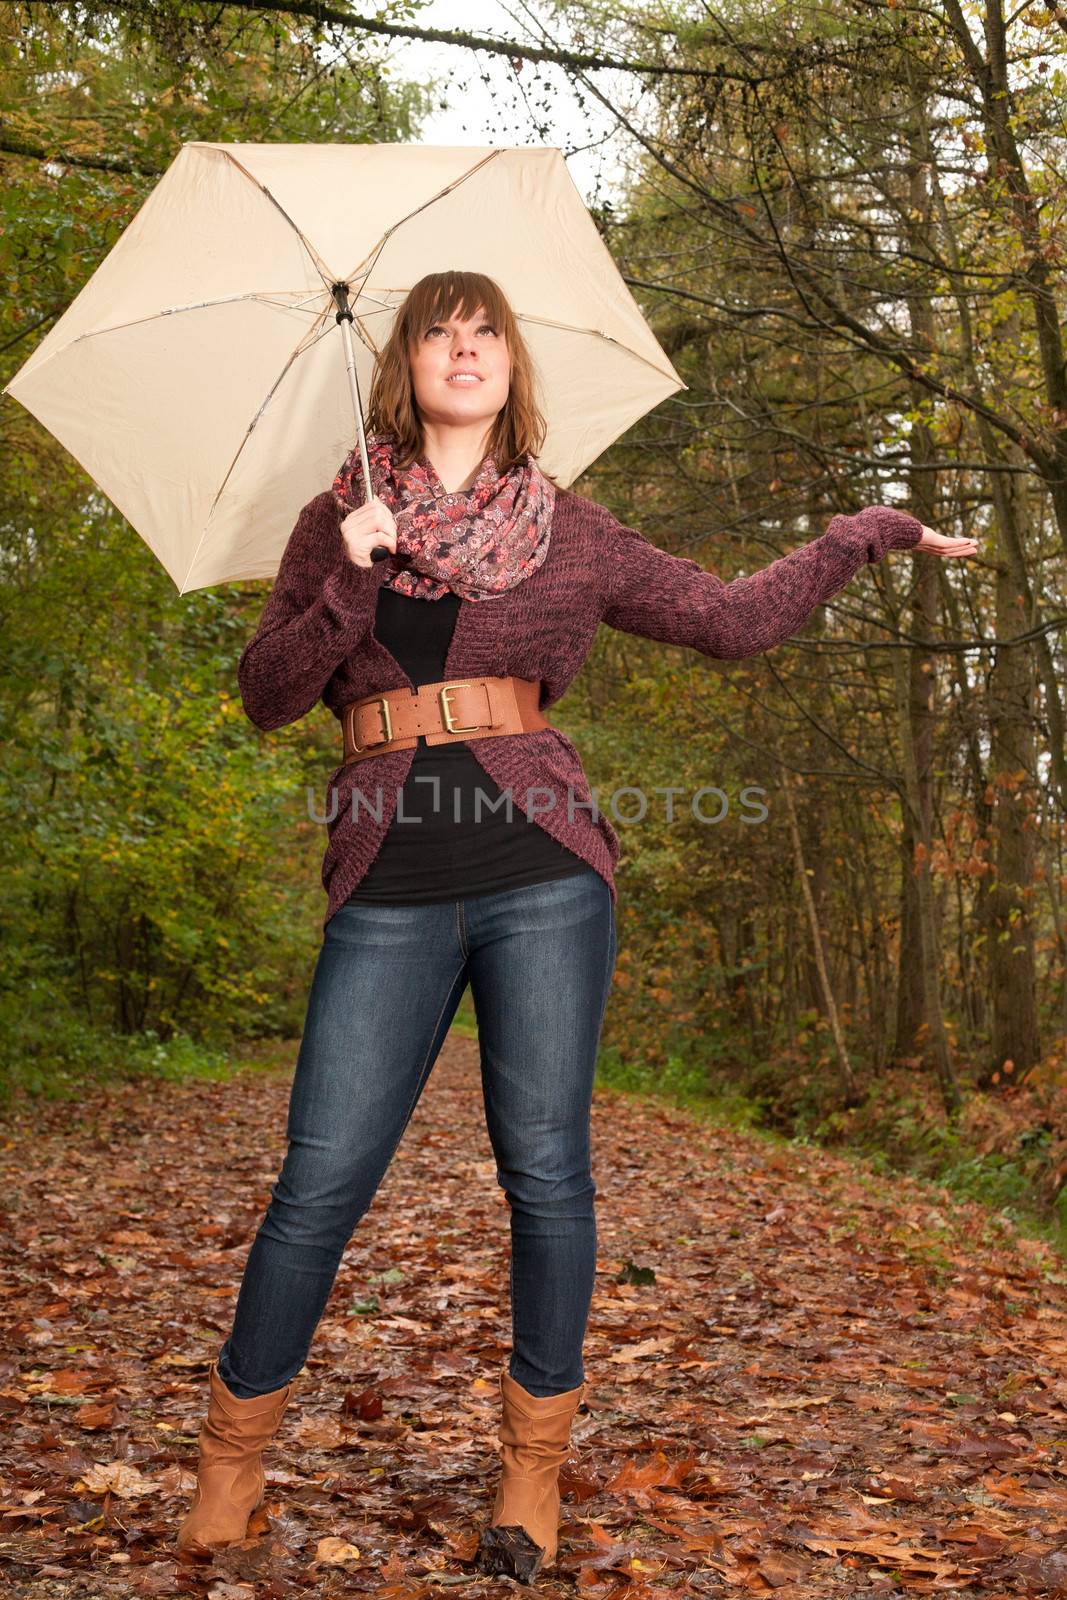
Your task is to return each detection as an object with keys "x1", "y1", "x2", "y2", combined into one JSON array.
[{"x1": 1, "y1": 0, "x2": 1065, "y2": 1247}]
